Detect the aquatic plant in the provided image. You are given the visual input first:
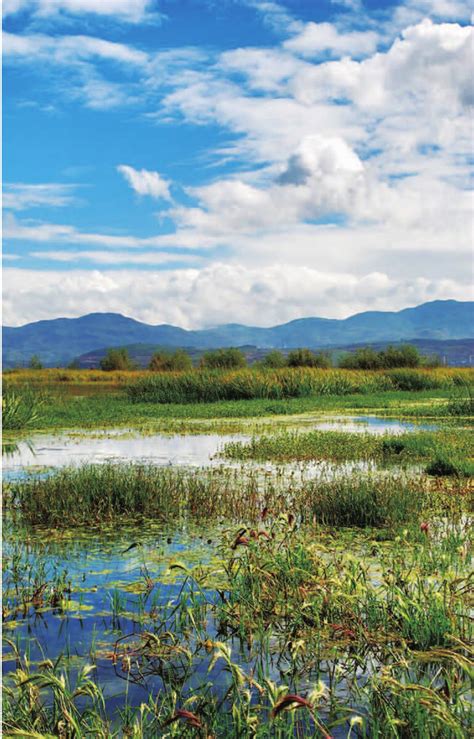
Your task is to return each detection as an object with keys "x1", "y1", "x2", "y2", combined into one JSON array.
[
  {"x1": 2, "y1": 385, "x2": 46, "y2": 430},
  {"x1": 6, "y1": 463, "x2": 446, "y2": 528}
]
